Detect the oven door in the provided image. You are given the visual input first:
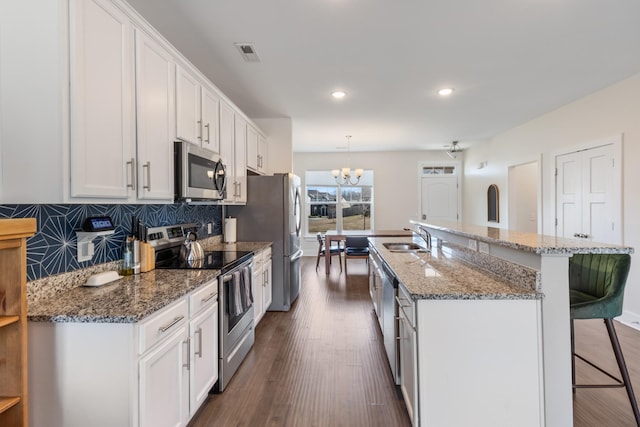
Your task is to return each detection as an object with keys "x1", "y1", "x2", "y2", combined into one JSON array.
[{"x1": 220, "y1": 261, "x2": 253, "y2": 345}]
